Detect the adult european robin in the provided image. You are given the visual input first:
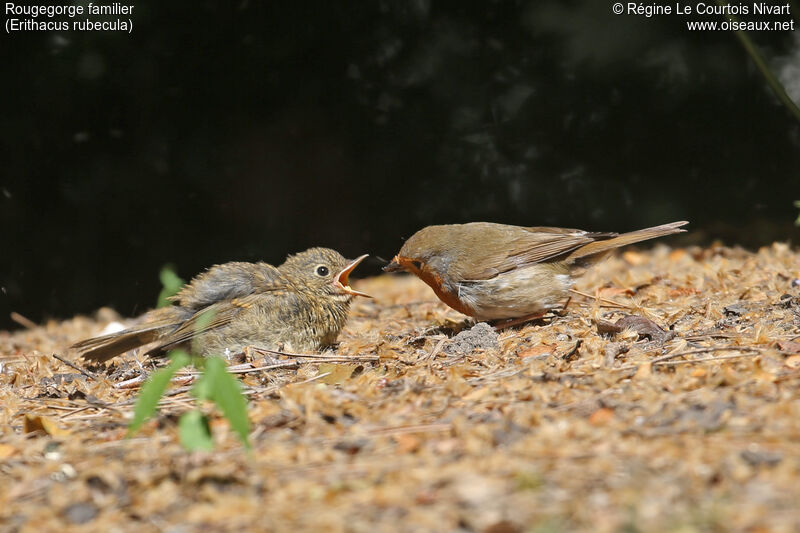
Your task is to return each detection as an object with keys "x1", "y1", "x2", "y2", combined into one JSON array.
[
  {"x1": 72, "y1": 248, "x2": 370, "y2": 363},
  {"x1": 384, "y1": 221, "x2": 688, "y2": 322}
]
